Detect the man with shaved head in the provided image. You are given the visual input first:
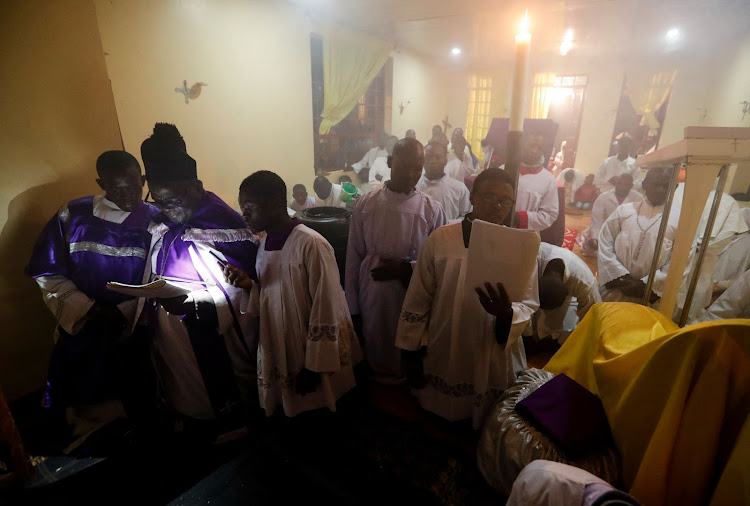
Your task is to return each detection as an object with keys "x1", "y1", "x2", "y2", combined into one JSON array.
[
  {"x1": 598, "y1": 166, "x2": 676, "y2": 303},
  {"x1": 346, "y1": 137, "x2": 446, "y2": 382}
]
